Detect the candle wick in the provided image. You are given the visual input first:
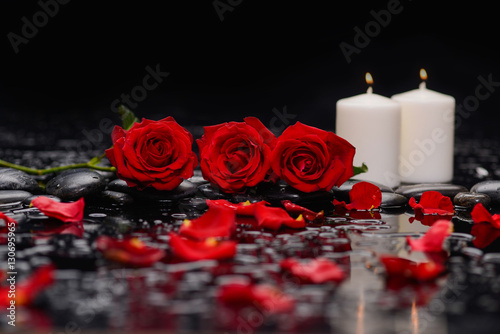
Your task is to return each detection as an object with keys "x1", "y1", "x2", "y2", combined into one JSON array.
[
  {"x1": 367, "y1": 86, "x2": 373, "y2": 94},
  {"x1": 419, "y1": 81, "x2": 426, "y2": 90}
]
